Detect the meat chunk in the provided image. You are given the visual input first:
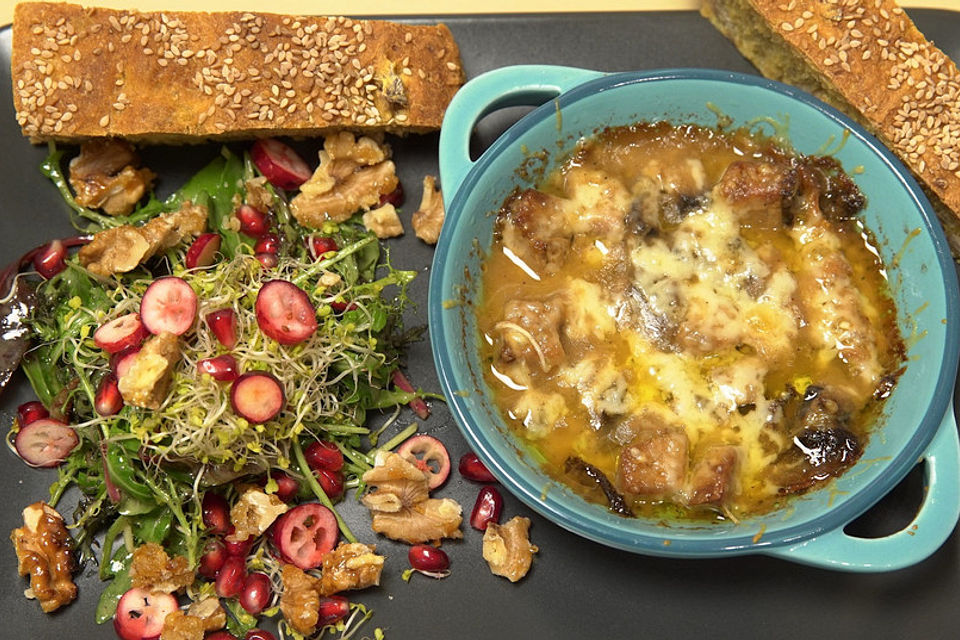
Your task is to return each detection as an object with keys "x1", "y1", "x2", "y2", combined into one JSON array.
[
  {"x1": 226, "y1": 486, "x2": 289, "y2": 543},
  {"x1": 686, "y1": 446, "x2": 739, "y2": 506},
  {"x1": 318, "y1": 542, "x2": 385, "y2": 596},
  {"x1": 118, "y1": 332, "x2": 181, "y2": 410},
  {"x1": 482, "y1": 516, "x2": 539, "y2": 582},
  {"x1": 78, "y1": 202, "x2": 207, "y2": 277},
  {"x1": 496, "y1": 298, "x2": 565, "y2": 373},
  {"x1": 10, "y1": 502, "x2": 76, "y2": 613},
  {"x1": 498, "y1": 188, "x2": 573, "y2": 275},
  {"x1": 714, "y1": 160, "x2": 798, "y2": 229},
  {"x1": 69, "y1": 139, "x2": 155, "y2": 216},
  {"x1": 361, "y1": 451, "x2": 463, "y2": 544},
  {"x1": 362, "y1": 203, "x2": 404, "y2": 238},
  {"x1": 411, "y1": 175, "x2": 445, "y2": 244},
  {"x1": 129, "y1": 542, "x2": 194, "y2": 593},
  {"x1": 291, "y1": 132, "x2": 398, "y2": 226},
  {"x1": 616, "y1": 427, "x2": 689, "y2": 496}
]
